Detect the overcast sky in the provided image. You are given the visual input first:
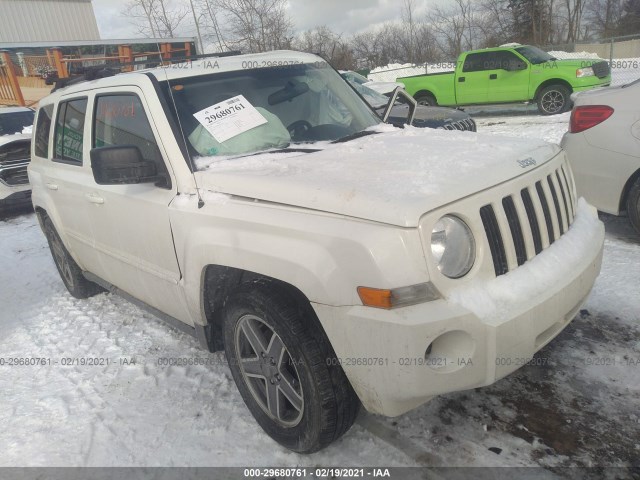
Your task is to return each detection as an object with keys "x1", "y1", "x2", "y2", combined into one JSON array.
[{"x1": 91, "y1": 0, "x2": 431, "y2": 41}]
